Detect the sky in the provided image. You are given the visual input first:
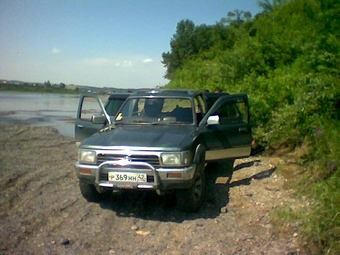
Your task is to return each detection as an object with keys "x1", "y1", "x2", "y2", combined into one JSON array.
[{"x1": 0, "y1": 0, "x2": 262, "y2": 89}]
